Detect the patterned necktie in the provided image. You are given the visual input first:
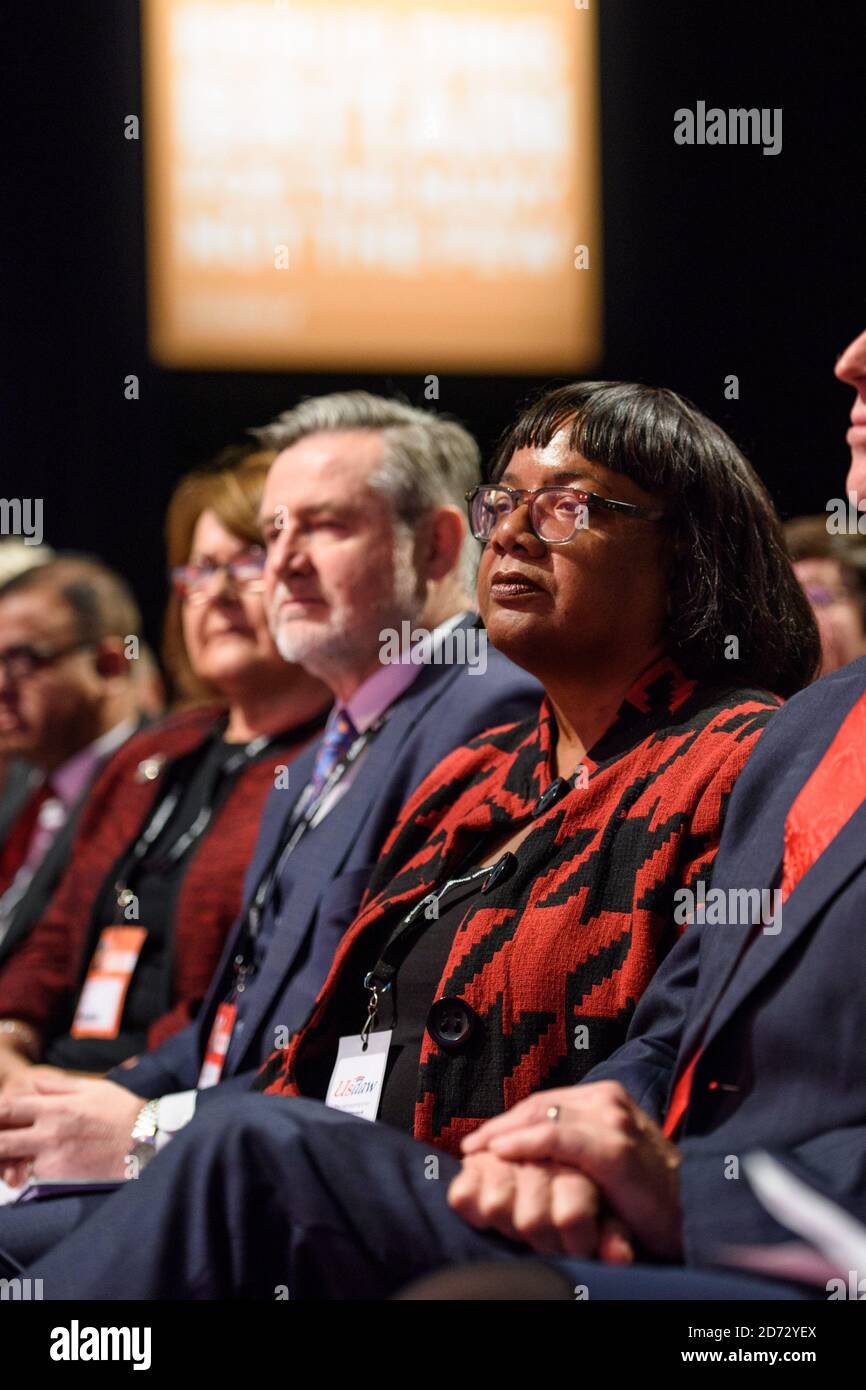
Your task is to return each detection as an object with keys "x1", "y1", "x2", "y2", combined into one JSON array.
[
  {"x1": 307, "y1": 709, "x2": 357, "y2": 799},
  {"x1": 663, "y1": 688, "x2": 866, "y2": 1139}
]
